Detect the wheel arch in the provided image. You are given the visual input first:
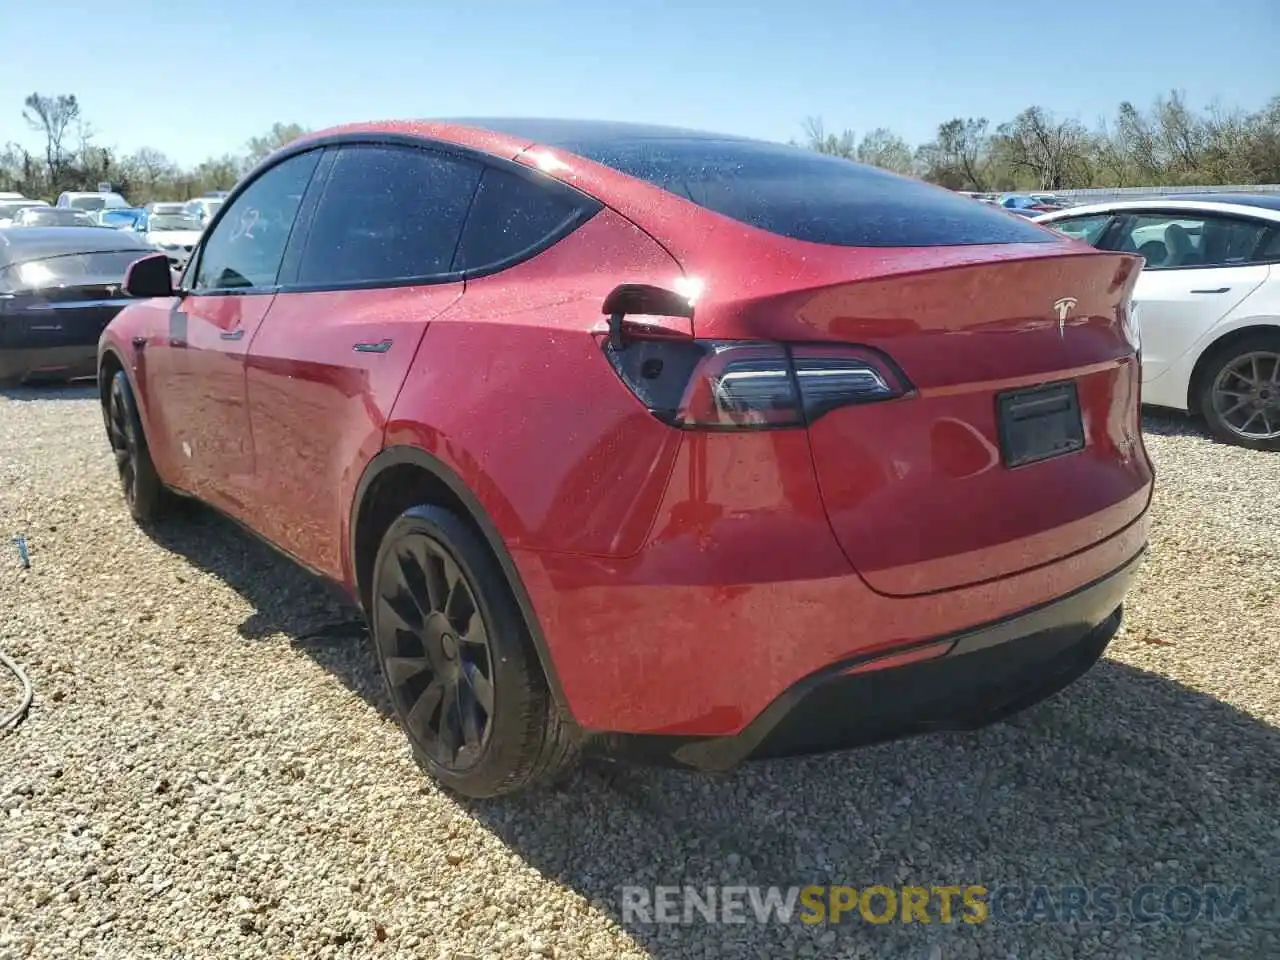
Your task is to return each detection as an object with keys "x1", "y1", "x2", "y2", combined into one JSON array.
[
  {"x1": 348, "y1": 444, "x2": 572, "y2": 716},
  {"x1": 97, "y1": 347, "x2": 124, "y2": 404},
  {"x1": 1185, "y1": 321, "x2": 1280, "y2": 413},
  {"x1": 96, "y1": 346, "x2": 138, "y2": 434},
  {"x1": 97, "y1": 342, "x2": 150, "y2": 429}
]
